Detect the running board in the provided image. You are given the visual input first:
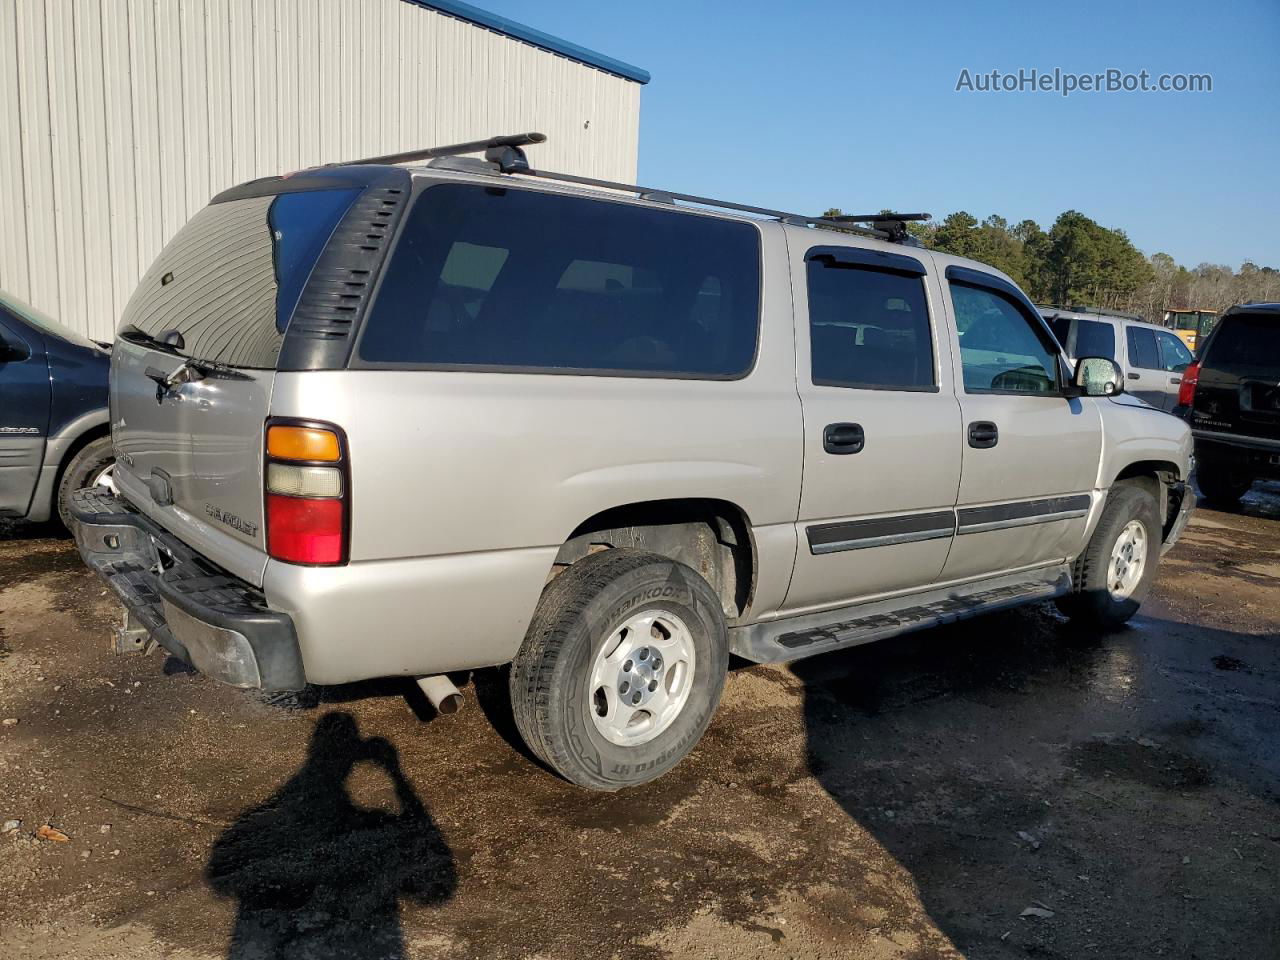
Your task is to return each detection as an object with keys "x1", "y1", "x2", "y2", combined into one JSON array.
[{"x1": 729, "y1": 565, "x2": 1071, "y2": 664}]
